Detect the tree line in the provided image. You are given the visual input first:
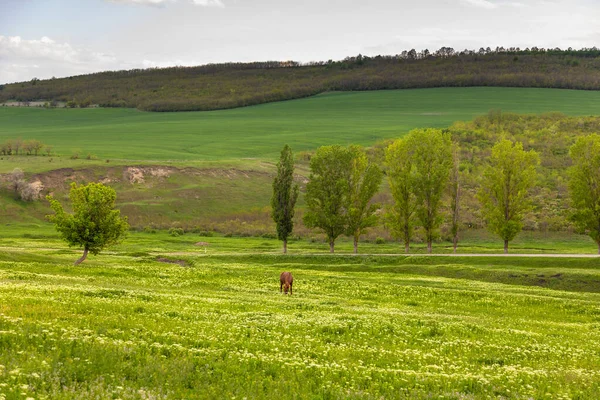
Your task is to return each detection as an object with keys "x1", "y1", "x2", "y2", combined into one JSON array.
[
  {"x1": 42, "y1": 123, "x2": 600, "y2": 264},
  {"x1": 1, "y1": 138, "x2": 52, "y2": 156},
  {"x1": 2, "y1": 47, "x2": 600, "y2": 112},
  {"x1": 272, "y1": 132, "x2": 600, "y2": 254}
]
